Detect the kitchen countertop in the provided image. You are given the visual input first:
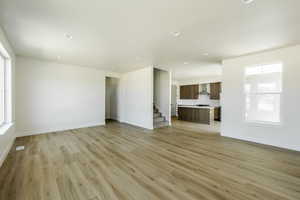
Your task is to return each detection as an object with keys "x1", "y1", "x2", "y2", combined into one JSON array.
[{"x1": 178, "y1": 105, "x2": 216, "y2": 109}]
